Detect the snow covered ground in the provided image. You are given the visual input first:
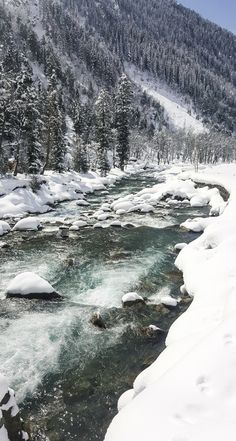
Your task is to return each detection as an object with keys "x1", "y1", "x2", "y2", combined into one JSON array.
[
  {"x1": 126, "y1": 64, "x2": 205, "y2": 133},
  {"x1": 105, "y1": 163, "x2": 236, "y2": 441},
  {"x1": 0, "y1": 164, "x2": 143, "y2": 220}
]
